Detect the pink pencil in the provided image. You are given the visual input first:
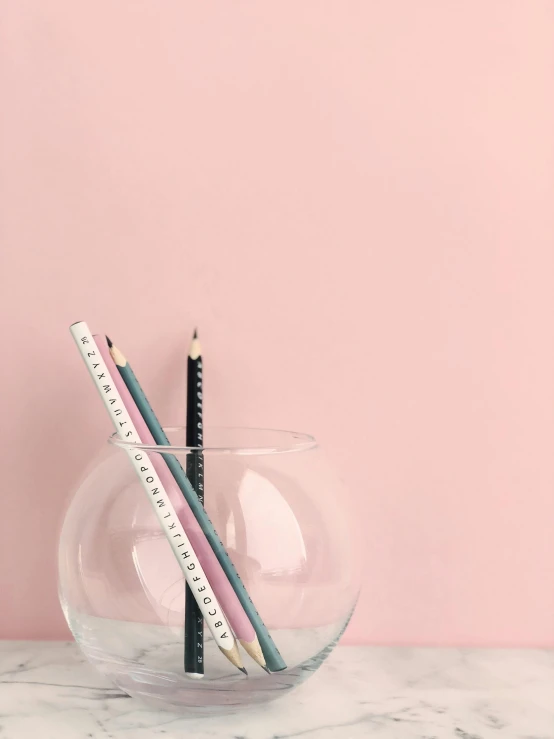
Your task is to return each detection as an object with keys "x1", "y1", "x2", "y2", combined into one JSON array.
[{"x1": 95, "y1": 336, "x2": 266, "y2": 666}]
